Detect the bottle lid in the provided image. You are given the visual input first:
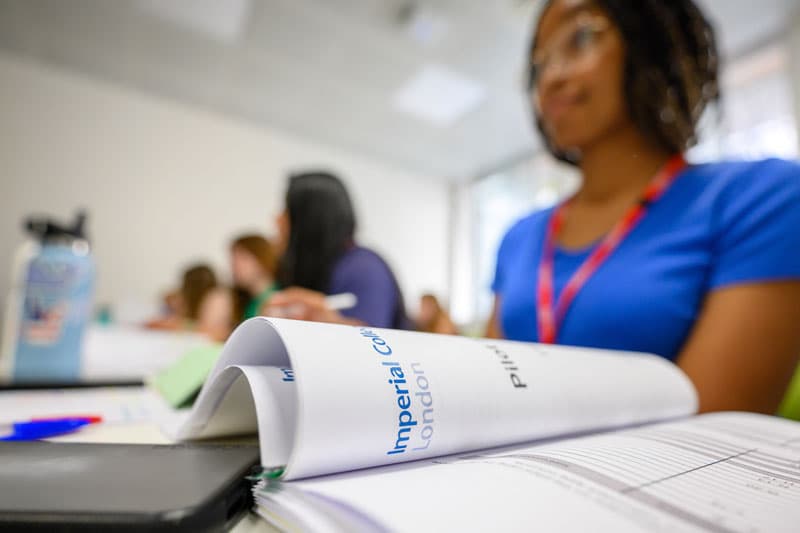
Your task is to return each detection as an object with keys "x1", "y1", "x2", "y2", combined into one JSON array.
[{"x1": 25, "y1": 210, "x2": 89, "y2": 244}]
